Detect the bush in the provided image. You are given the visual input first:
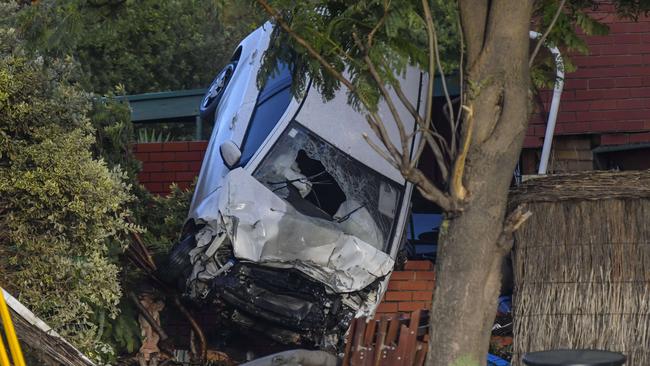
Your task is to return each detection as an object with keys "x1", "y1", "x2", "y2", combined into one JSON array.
[{"x1": 0, "y1": 15, "x2": 137, "y2": 361}]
